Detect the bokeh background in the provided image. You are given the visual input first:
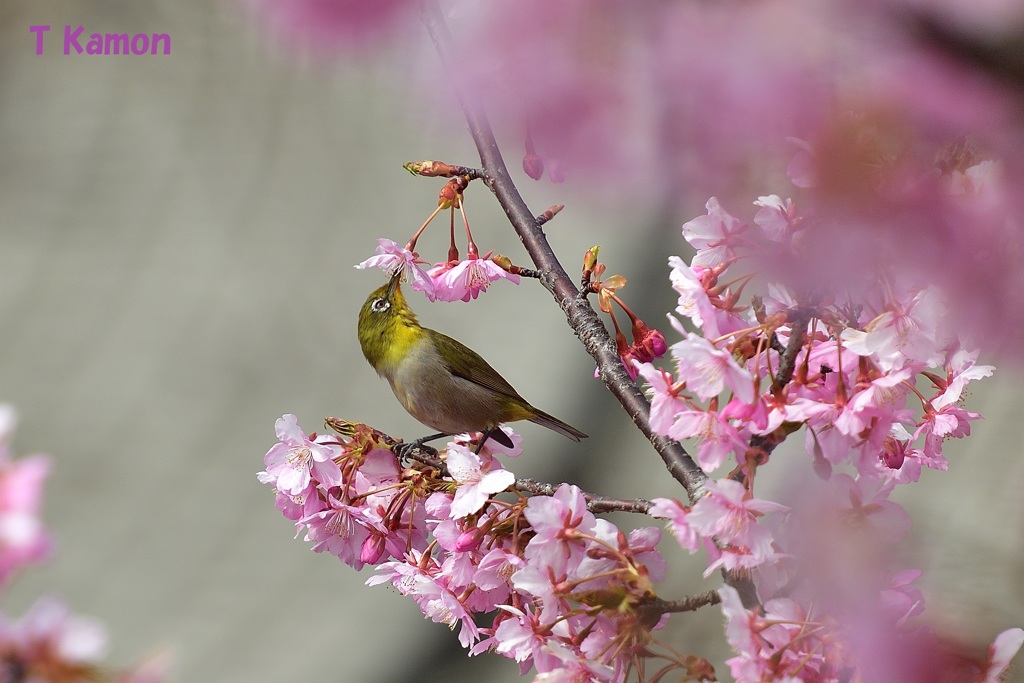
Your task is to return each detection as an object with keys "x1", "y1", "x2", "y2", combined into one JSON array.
[{"x1": 1, "y1": 1, "x2": 1022, "y2": 681}]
